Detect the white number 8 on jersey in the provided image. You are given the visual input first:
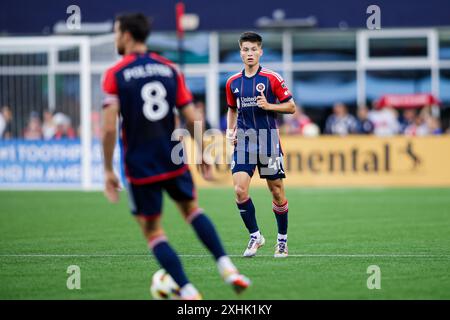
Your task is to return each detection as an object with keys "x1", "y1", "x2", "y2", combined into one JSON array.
[{"x1": 141, "y1": 81, "x2": 169, "y2": 121}]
